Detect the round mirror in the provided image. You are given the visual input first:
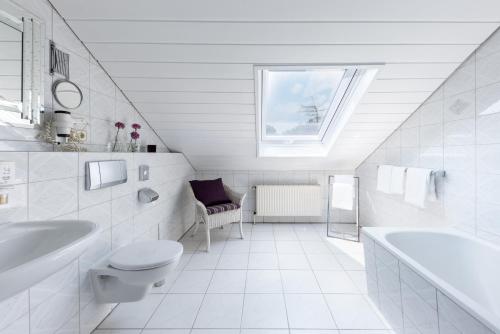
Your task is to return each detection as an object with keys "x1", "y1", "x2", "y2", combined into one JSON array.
[{"x1": 52, "y1": 80, "x2": 83, "y2": 109}]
